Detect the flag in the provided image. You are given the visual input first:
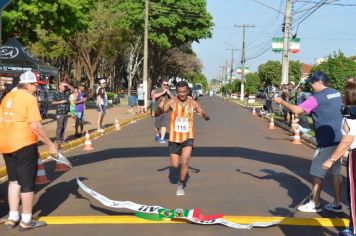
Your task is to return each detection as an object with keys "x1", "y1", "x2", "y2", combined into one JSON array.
[
  {"x1": 289, "y1": 38, "x2": 300, "y2": 53},
  {"x1": 272, "y1": 38, "x2": 283, "y2": 52}
]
